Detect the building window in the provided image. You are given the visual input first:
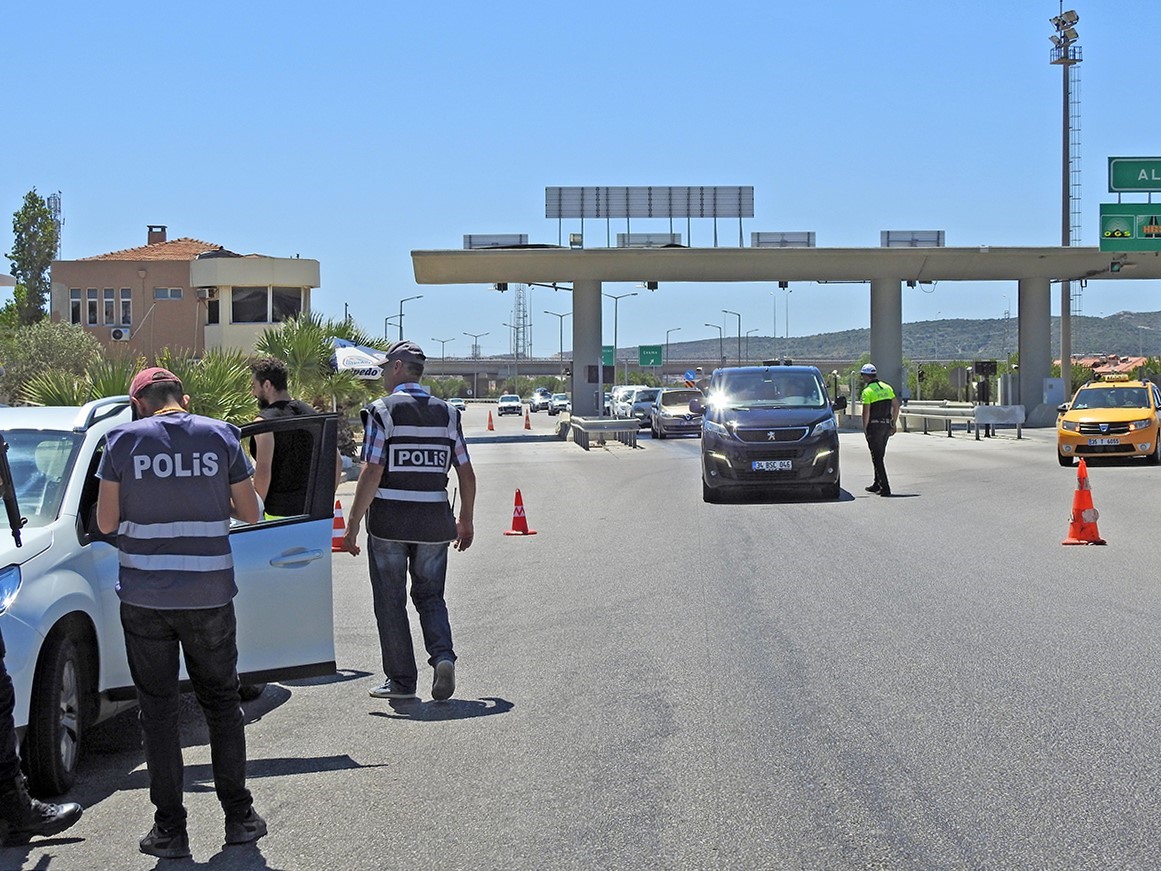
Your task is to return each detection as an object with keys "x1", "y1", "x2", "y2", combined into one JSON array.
[
  {"x1": 69, "y1": 289, "x2": 81, "y2": 325},
  {"x1": 231, "y1": 287, "x2": 268, "y2": 323},
  {"x1": 119, "y1": 288, "x2": 132, "y2": 326},
  {"x1": 103, "y1": 288, "x2": 115, "y2": 324},
  {"x1": 207, "y1": 299, "x2": 220, "y2": 325},
  {"x1": 86, "y1": 289, "x2": 98, "y2": 326},
  {"x1": 272, "y1": 287, "x2": 302, "y2": 322},
  {"x1": 153, "y1": 287, "x2": 183, "y2": 300}
]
